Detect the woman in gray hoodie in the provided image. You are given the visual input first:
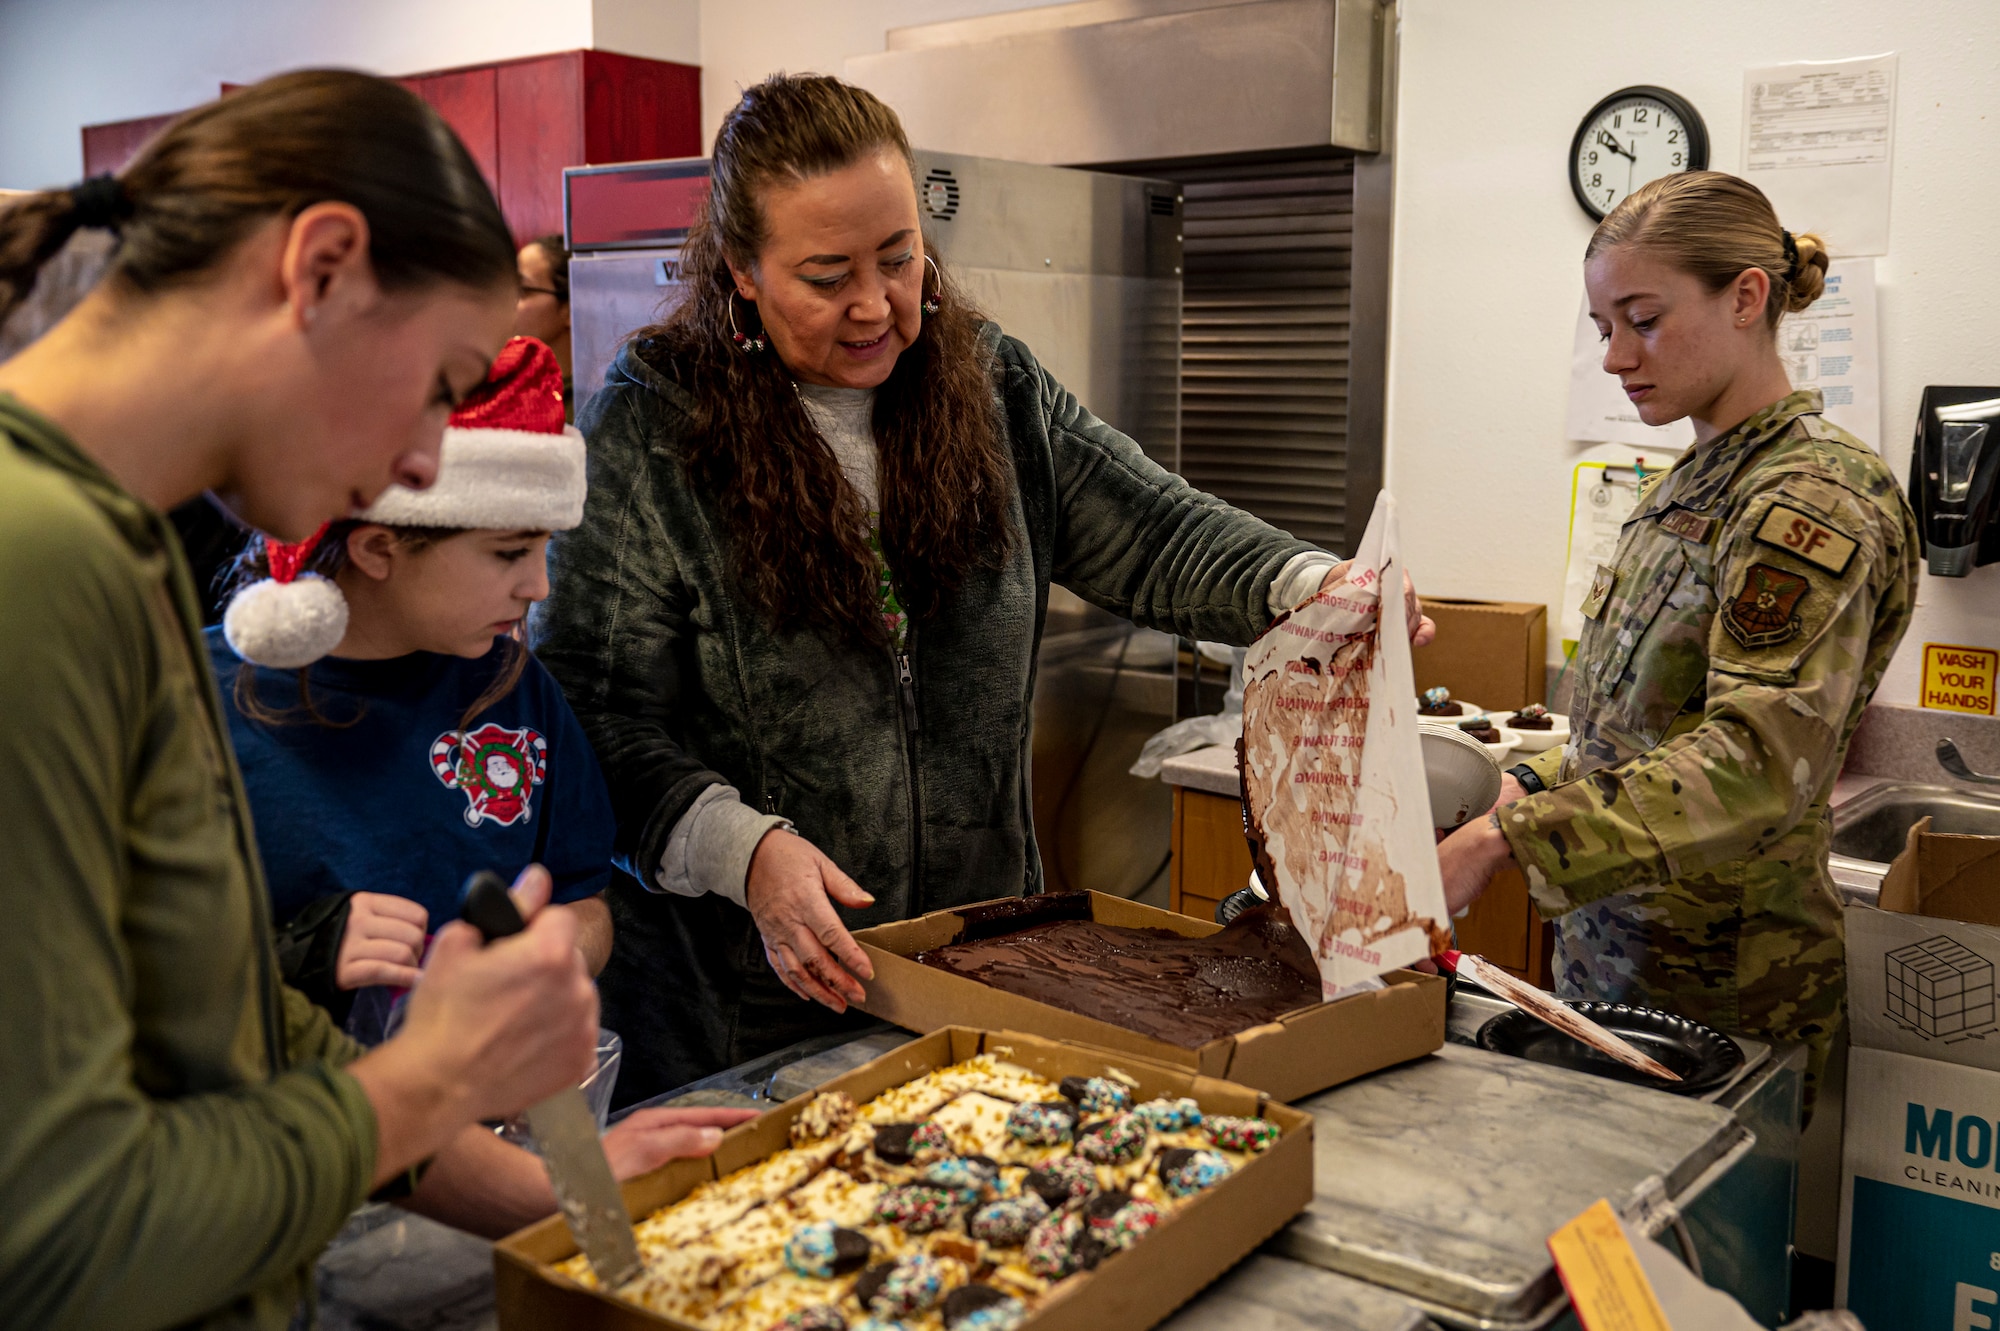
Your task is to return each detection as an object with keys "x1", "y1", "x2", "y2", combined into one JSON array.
[{"x1": 535, "y1": 73, "x2": 1429, "y2": 1104}]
